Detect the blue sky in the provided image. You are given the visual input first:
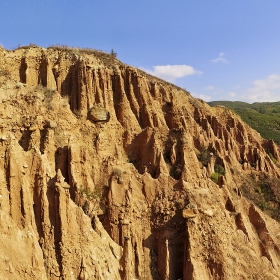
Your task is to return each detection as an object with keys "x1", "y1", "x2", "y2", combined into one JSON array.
[{"x1": 1, "y1": 0, "x2": 280, "y2": 103}]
